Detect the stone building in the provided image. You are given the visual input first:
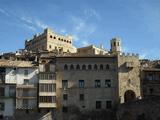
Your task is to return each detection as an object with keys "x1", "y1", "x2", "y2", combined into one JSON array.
[
  {"x1": 38, "y1": 37, "x2": 141, "y2": 120},
  {"x1": 0, "y1": 28, "x2": 142, "y2": 120},
  {"x1": 140, "y1": 60, "x2": 160, "y2": 97},
  {"x1": 25, "y1": 28, "x2": 76, "y2": 53}
]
